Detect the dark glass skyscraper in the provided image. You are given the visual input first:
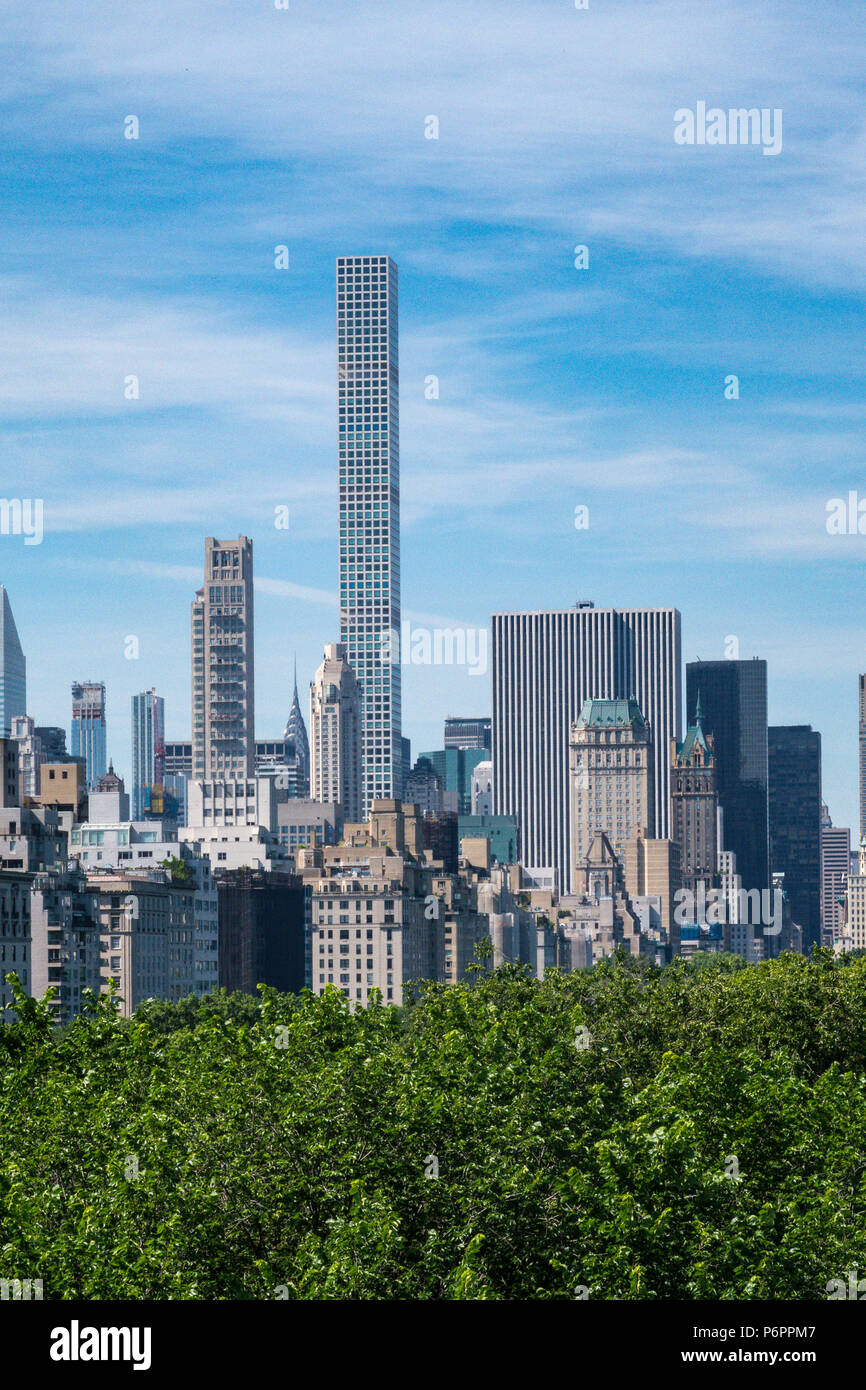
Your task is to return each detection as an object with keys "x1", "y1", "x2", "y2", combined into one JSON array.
[
  {"x1": 768, "y1": 725, "x2": 822, "y2": 949},
  {"x1": 0, "y1": 586, "x2": 26, "y2": 737},
  {"x1": 685, "y1": 659, "x2": 768, "y2": 896},
  {"x1": 859, "y1": 674, "x2": 866, "y2": 841},
  {"x1": 337, "y1": 255, "x2": 401, "y2": 818}
]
